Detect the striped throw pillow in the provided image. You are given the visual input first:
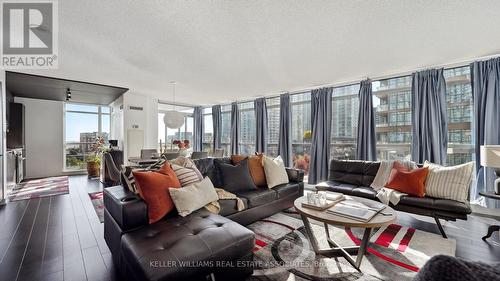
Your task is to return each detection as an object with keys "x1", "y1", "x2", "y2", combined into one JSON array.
[
  {"x1": 121, "y1": 167, "x2": 139, "y2": 193},
  {"x1": 121, "y1": 162, "x2": 165, "y2": 194},
  {"x1": 171, "y1": 164, "x2": 203, "y2": 186},
  {"x1": 423, "y1": 161, "x2": 475, "y2": 203}
]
